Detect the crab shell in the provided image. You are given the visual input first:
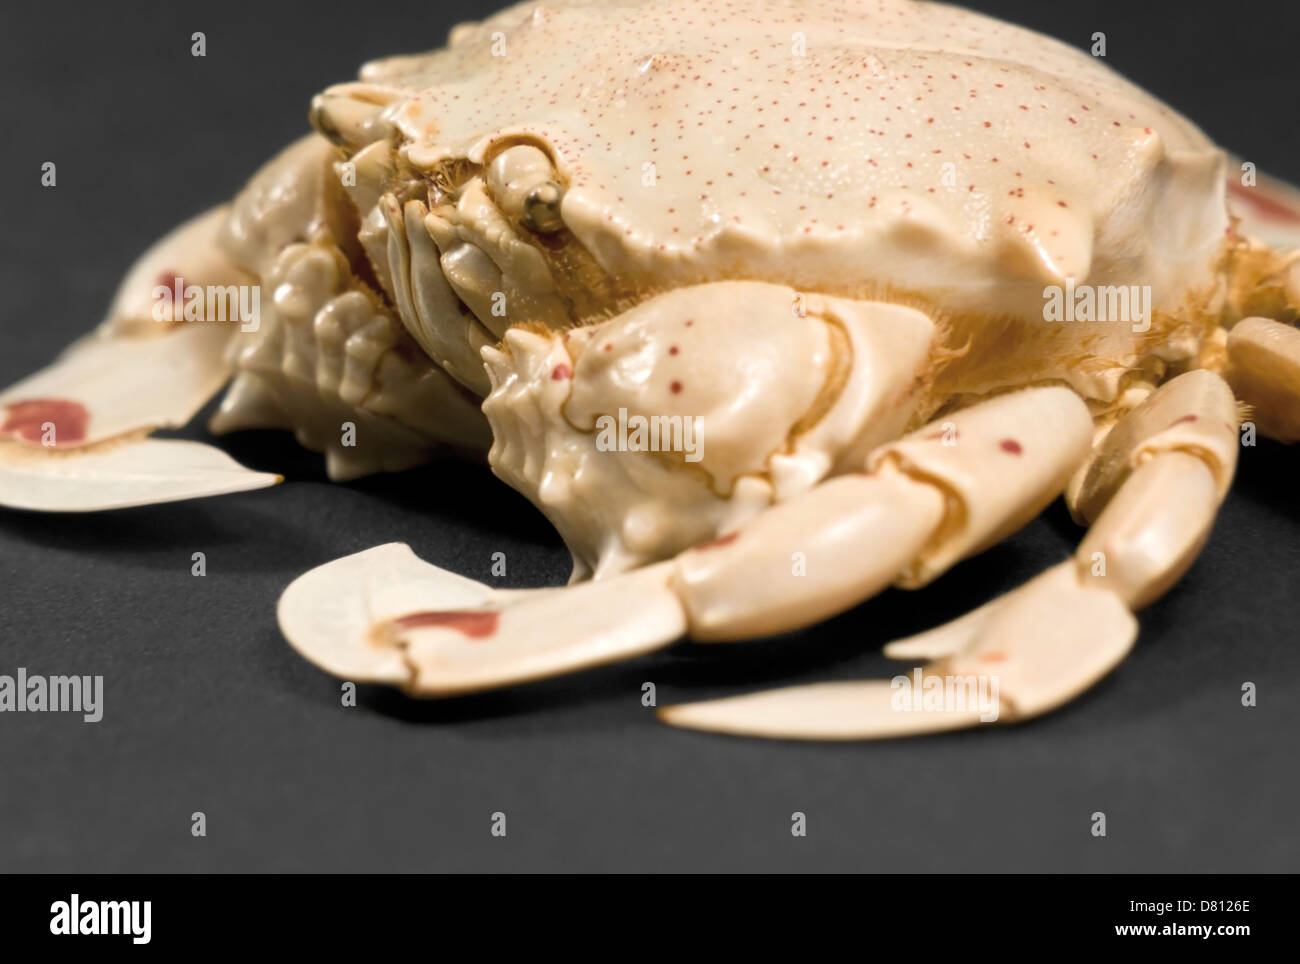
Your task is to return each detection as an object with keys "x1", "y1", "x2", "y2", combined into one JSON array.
[
  {"x1": 288, "y1": 0, "x2": 1232, "y2": 574},
  {"x1": 331, "y1": 0, "x2": 1226, "y2": 369}
]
